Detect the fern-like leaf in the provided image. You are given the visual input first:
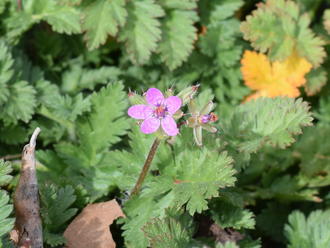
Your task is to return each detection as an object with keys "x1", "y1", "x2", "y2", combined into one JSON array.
[
  {"x1": 0, "y1": 81, "x2": 36, "y2": 125},
  {"x1": 0, "y1": 191, "x2": 14, "y2": 238},
  {"x1": 0, "y1": 160, "x2": 13, "y2": 187},
  {"x1": 40, "y1": 184, "x2": 77, "y2": 247},
  {"x1": 77, "y1": 82, "x2": 129, "y2": 153},
  {"x1": 158, "y1": 6, "x2": 198, "y2": 70},
  {"x1": 143, "y1": 208, "x2": 195, "y2": 248},
  {"x1": 222, "y1": 97, "x2": 313, "y2": 153},
  {"x1": 285, "y1": 210, "x2": 330, "y2": 248},
  {"x1": 119, "y1": 0, "x2": 164, "y2": 64},
  {"x1": 82, "y1": 0, "x2": 127, "y2": 50},
  {"x1": 0, "y1": 41, "x2": 13, "y2": 104}
]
